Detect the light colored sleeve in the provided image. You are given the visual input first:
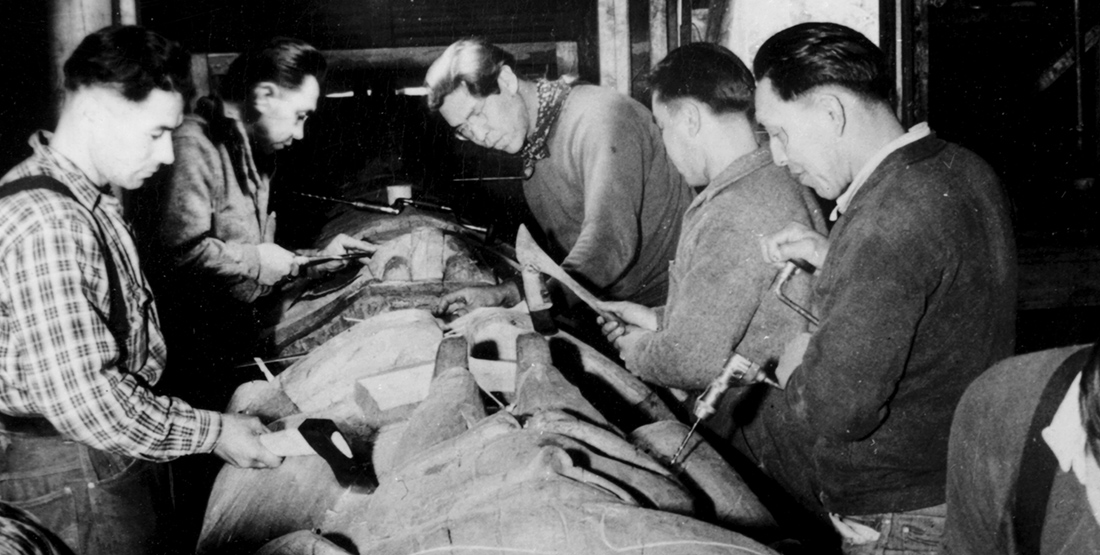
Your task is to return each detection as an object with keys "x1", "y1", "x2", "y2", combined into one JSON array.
[{"x1": 158, "y1": 133, "x2": 268, "y2": 302}]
